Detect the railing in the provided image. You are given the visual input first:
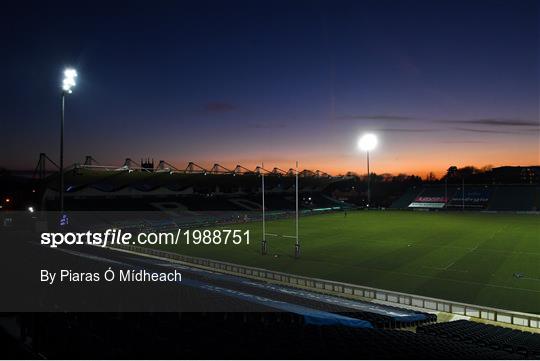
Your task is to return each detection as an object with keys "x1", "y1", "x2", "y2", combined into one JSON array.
[{"x1": 110, "y1": 244, "x2": 540, "y2": 329}]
